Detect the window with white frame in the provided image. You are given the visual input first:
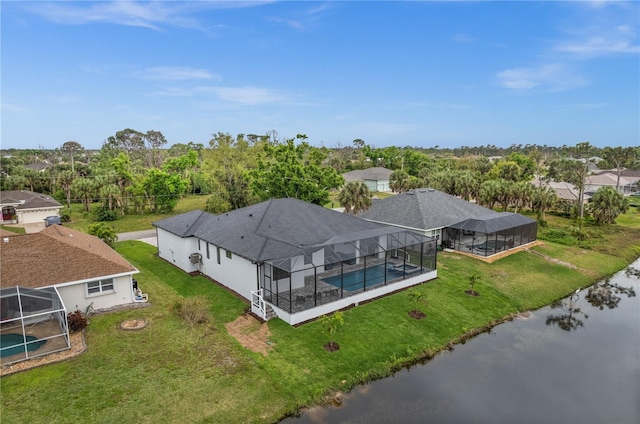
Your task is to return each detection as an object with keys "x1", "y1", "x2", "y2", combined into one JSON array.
[{"x1": 87, "y1": 279, "x2": 115, "y2": 296}]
